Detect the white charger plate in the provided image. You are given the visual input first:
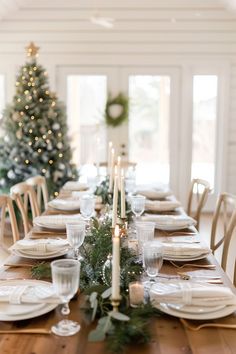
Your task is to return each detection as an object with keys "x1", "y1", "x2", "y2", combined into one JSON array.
[
  {"x1": 0, "y1": 280, "x2": 58, "y2": 321},
  {"x1": 33, "y1": 214, "x2": 82, "y2": 230},
  {"x1": 167, "y1": 303, "x2": 225, "y2": 314},
  {"x1": 12, "y1": 248, "x2": 70, "y2": 259},
  {"x1": 48, "y1": 199, "x2": 80, "y2": 211},
  {"x1": 156, "y1": 302, "x2": 236, "y2": 320},
  {"x1": 163, "y1": 251, "x2": 211, "y2": 262}
]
